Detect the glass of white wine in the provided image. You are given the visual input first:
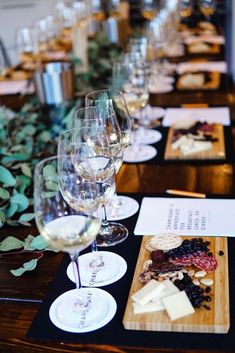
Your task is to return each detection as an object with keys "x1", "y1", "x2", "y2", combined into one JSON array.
[
  {"x1": 85, "y1": 89, "x2": 139, "y2": 221},
  {"x1": 73, "y1": 106, "x2": 129, "y2": 246},
  {"x1": 199, "y1": 0, "x2": 216, "y2": 21},
  {"x1": 112, "y1": 59, "x2": 157, "y2": 163},
  {"x1": 34, "y1": 156, "x2": 117, "y2": 332},
  {"x1": 58, "y1": 128, "x2": 127, "y2": 286}
]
